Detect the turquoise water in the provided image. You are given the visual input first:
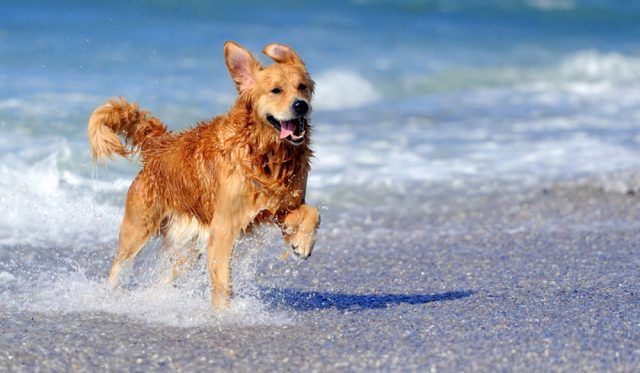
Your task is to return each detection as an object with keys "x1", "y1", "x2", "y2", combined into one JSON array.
[{"x1": 1, "y1": 0, "x2": 640, "y2": 324}]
